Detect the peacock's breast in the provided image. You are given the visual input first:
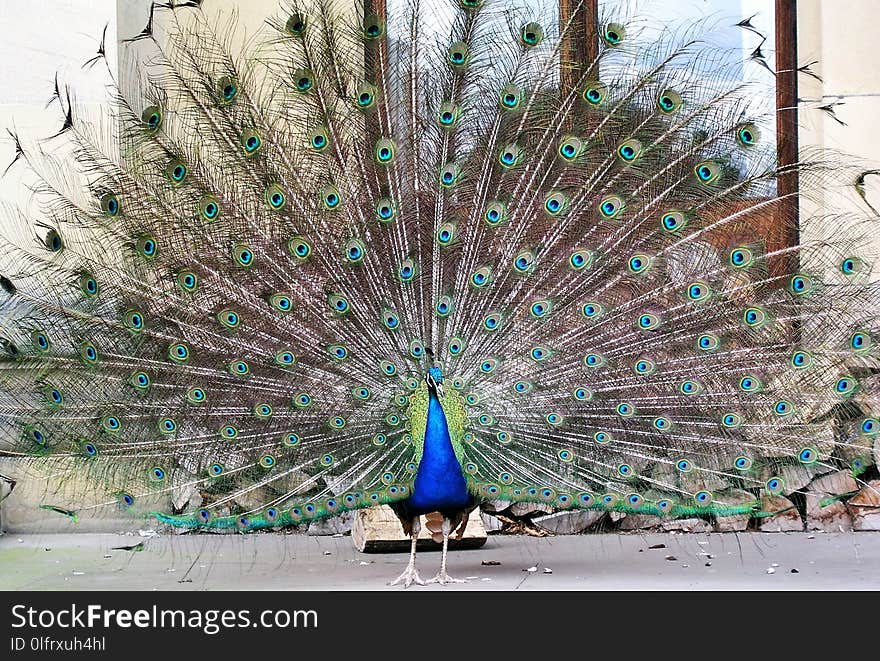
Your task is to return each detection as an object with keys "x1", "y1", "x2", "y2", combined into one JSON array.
[{"x1": 404, "y1": 389, "x2": 471, "y2": 514}]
